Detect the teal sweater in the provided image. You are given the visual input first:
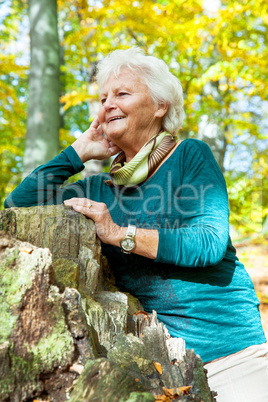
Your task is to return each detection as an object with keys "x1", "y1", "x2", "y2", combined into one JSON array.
[{"x1": 5, "y1": 139, "x2": 266, "y2": 362}]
